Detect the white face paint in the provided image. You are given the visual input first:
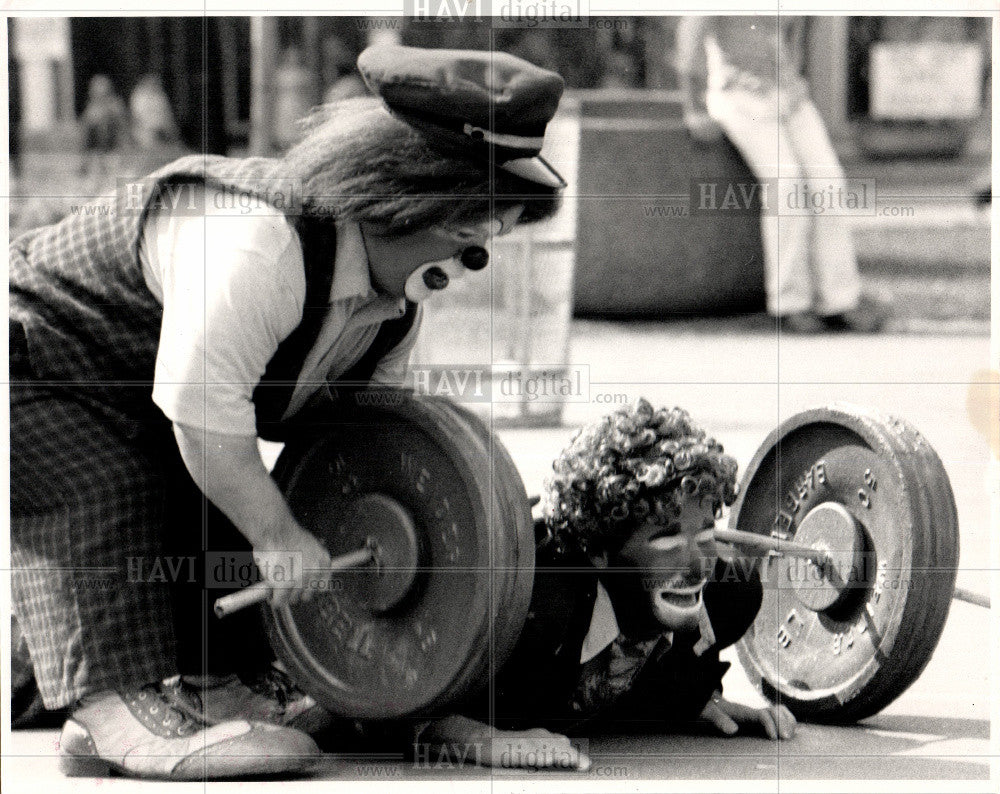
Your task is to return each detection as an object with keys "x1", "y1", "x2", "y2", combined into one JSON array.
[{"x1": 400, "y1": 206, "x2": 524, "y2": 303}]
